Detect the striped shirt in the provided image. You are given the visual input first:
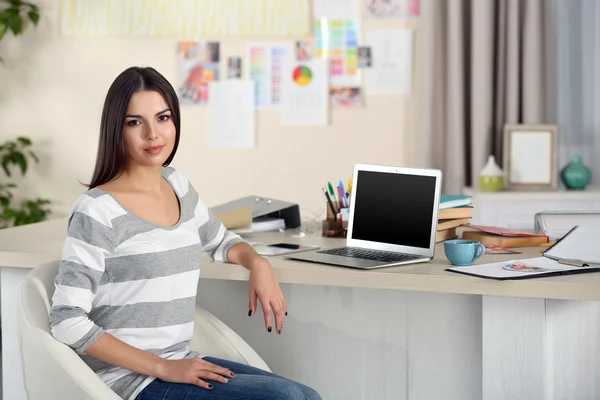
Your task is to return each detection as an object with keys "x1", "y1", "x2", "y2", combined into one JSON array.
[{"x1": 49, "y1": 166, "x2": 244, "y2": 399}]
